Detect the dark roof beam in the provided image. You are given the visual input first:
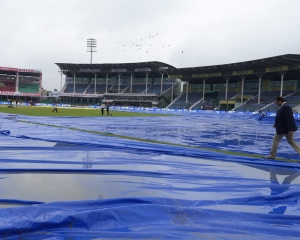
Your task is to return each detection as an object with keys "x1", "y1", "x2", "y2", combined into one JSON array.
[
  {"x1": 277, "y1": 58, "x2": 299, "y2": 66},
  {"x1": 282, "y1": 55, "x2": 300, "y2": 62}
]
